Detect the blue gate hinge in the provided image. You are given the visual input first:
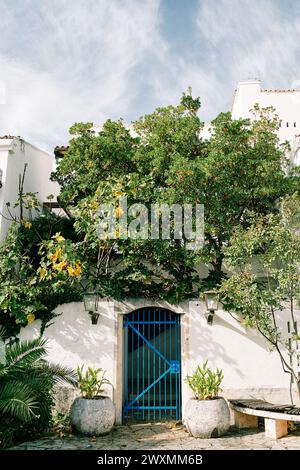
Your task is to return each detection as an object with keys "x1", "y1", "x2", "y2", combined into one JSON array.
[{"x1": 170, "y1": 360, "x2": 180, "y2": 374}]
